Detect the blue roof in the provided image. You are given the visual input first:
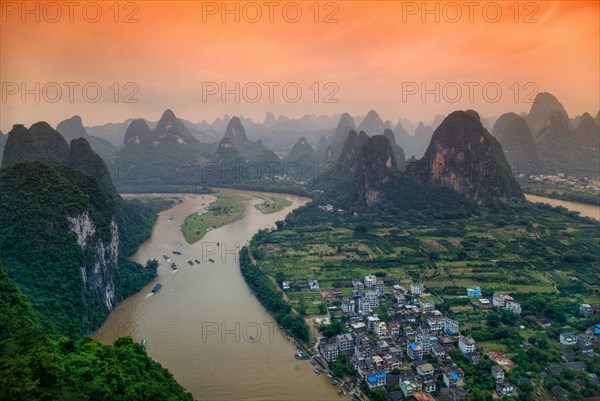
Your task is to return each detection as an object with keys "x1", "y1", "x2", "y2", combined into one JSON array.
[
  {"x1": 430, "y1": 336, "x2": 438, "y2": 341},
  {"x1": 451, "y1": 373, "x2": 459, "y2": 380},
  {"x1": 410, "y1": 343, "x2": 417, "y2": 349},
  {"x1": 367, "y1": 373, "x2": 386, "y2": 382}
]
